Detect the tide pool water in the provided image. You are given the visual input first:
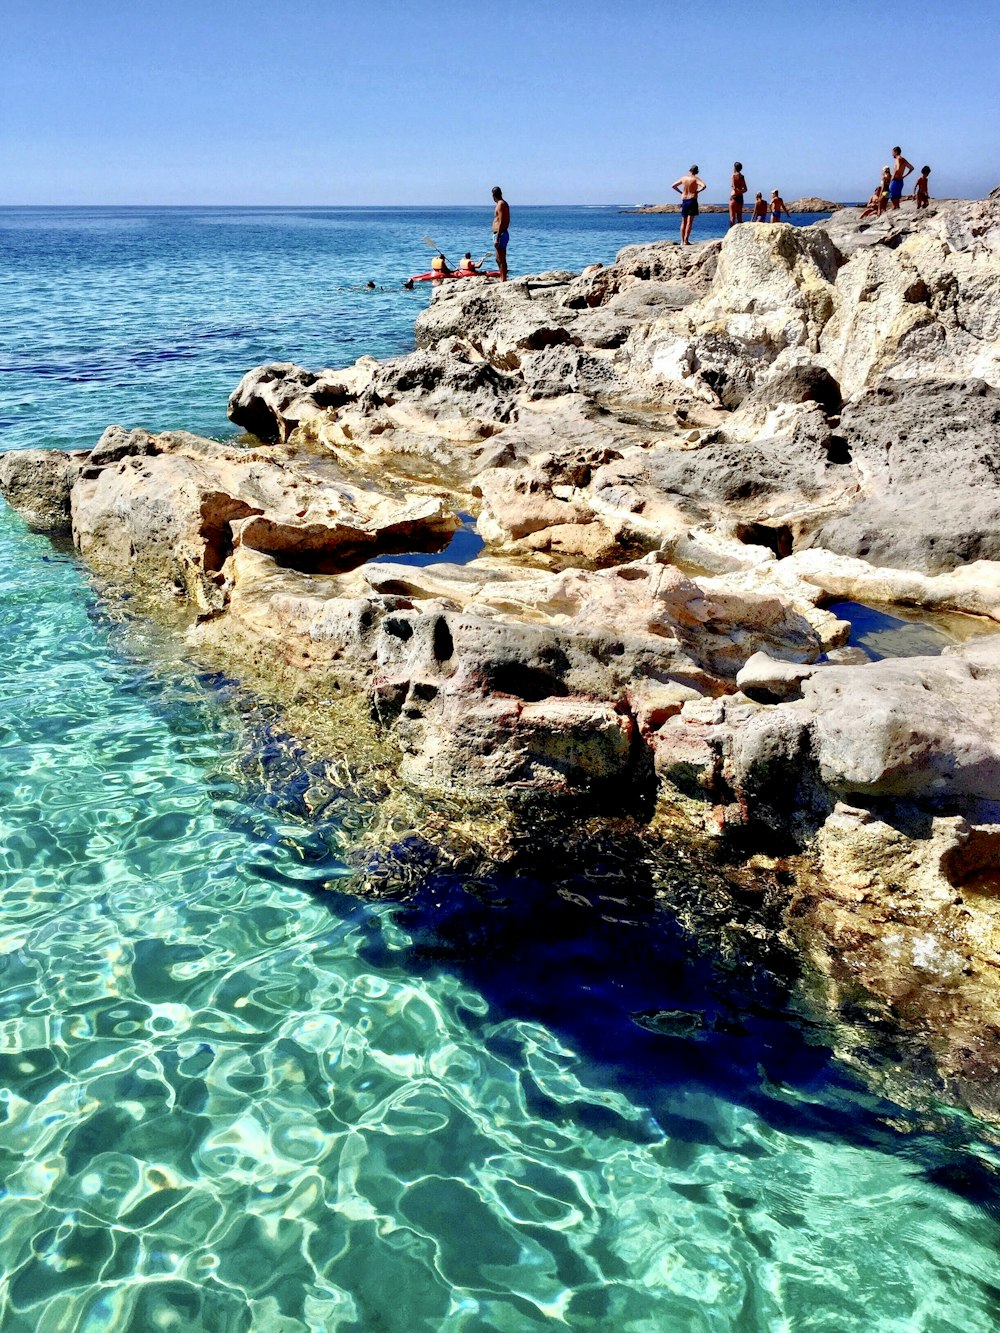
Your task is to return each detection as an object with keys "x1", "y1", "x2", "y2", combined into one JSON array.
[{"x1": 2, "y1": 208, "x2": 1000, "y2": 1331}]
